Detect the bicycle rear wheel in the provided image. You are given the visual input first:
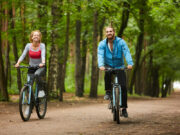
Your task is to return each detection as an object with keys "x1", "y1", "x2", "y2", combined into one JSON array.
[
  {"x1": 19, "y1": 86, "x2": 32, "y2": 121},
  {"x1": 115, "y1": 87, "x2": 120, "y2": 124},
  {"x1": 36, "y1": 94, "x2": 47, "y2": 119}
]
